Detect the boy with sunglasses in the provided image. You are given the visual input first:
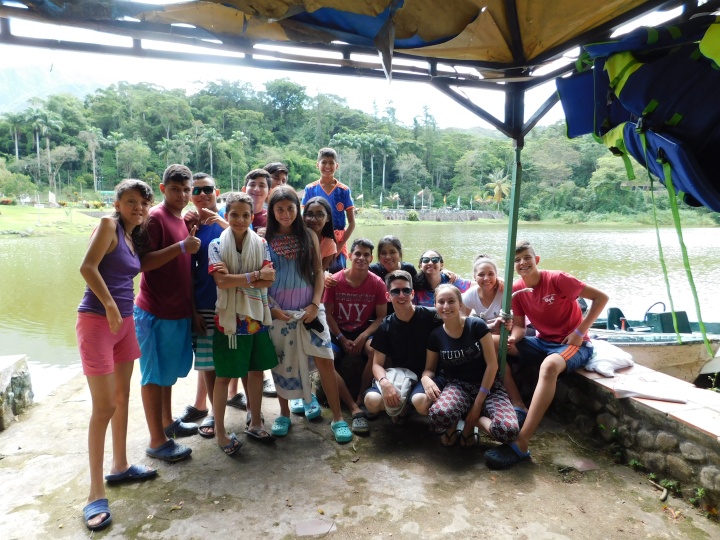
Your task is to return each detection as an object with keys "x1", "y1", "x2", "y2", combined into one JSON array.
[
  {"x1": 364, "y1": 270, "x2": 444, "y2": 422},
  {"x1": 180, "y1": 173, "x2": 231, "y2": 438}
]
